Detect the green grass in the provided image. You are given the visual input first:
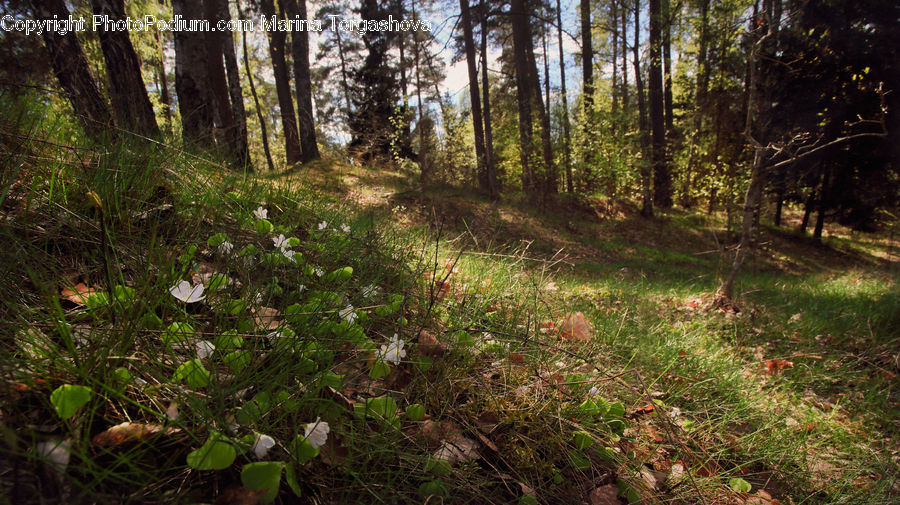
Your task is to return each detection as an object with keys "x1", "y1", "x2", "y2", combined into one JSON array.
[{"x1": 2, "y1": 94, "x2": 898, "y2": 504}]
